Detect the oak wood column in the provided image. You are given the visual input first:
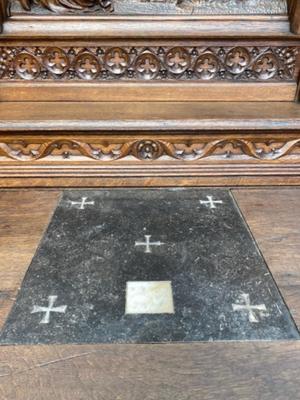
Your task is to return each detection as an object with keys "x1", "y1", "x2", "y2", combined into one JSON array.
[
  {"x1": 289, "y1": 0, "x2": 300, "y2": 34},
  {"x1": 0, "y1": 0, "x2": 8, "y2": 33}
]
